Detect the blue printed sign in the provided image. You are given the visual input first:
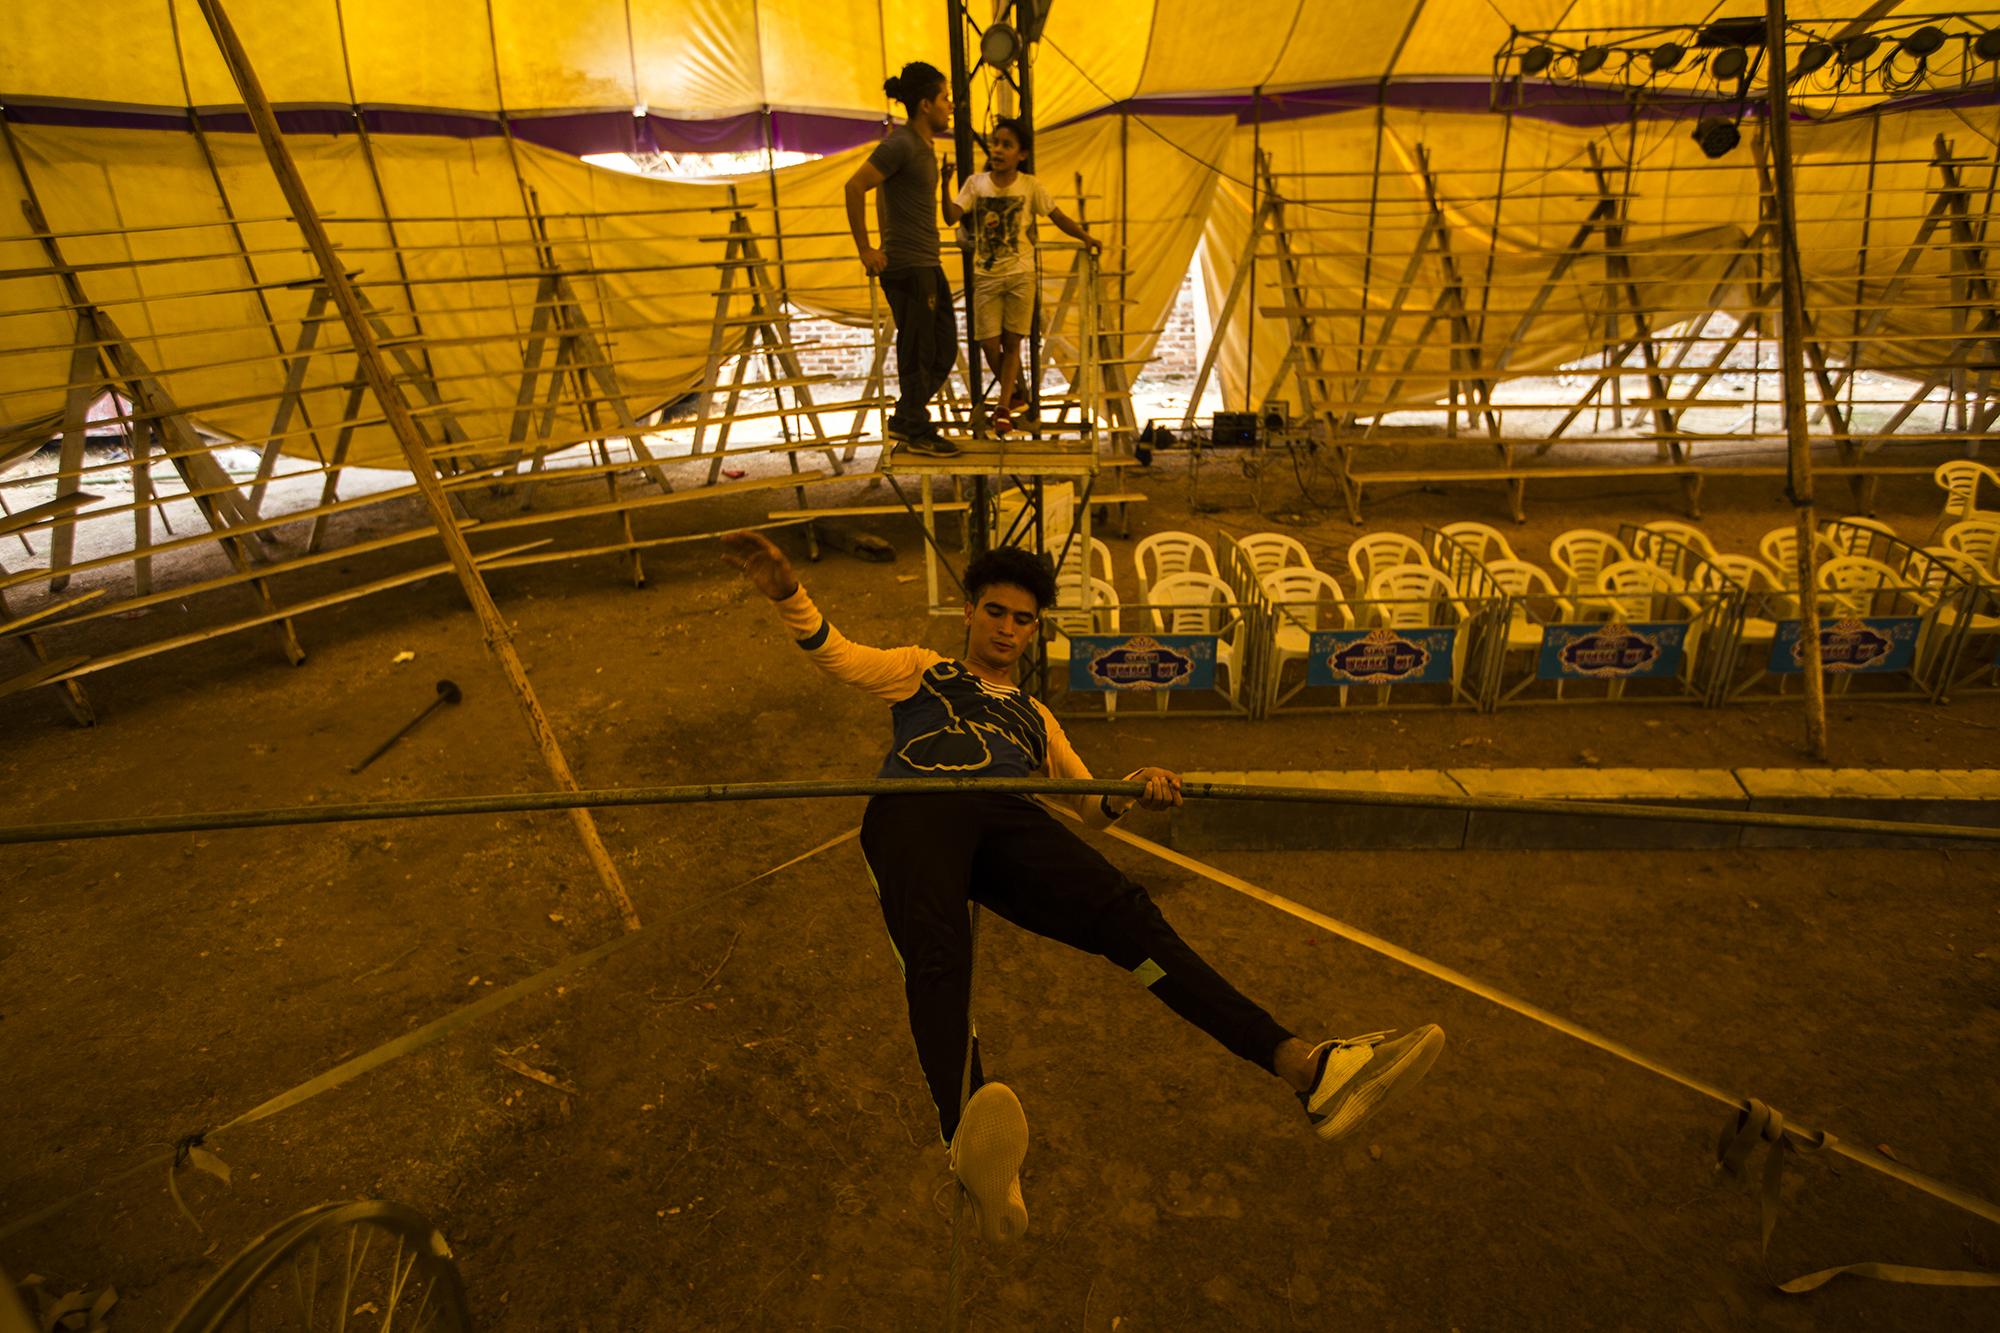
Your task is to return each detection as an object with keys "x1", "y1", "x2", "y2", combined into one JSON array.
[
  {"x1": 1068, "y1": 634, "x2": 1218, "y2": 692},
  {"x1": 1768, "y1": 617, "x2": 1920, "y2": 674},
  {"x1": 1537, "y1": 621, "x2": 1688, "y2": 680},
  {"x1": 1307, "y1": 627, "x2": 1456, "y2": 686}
]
